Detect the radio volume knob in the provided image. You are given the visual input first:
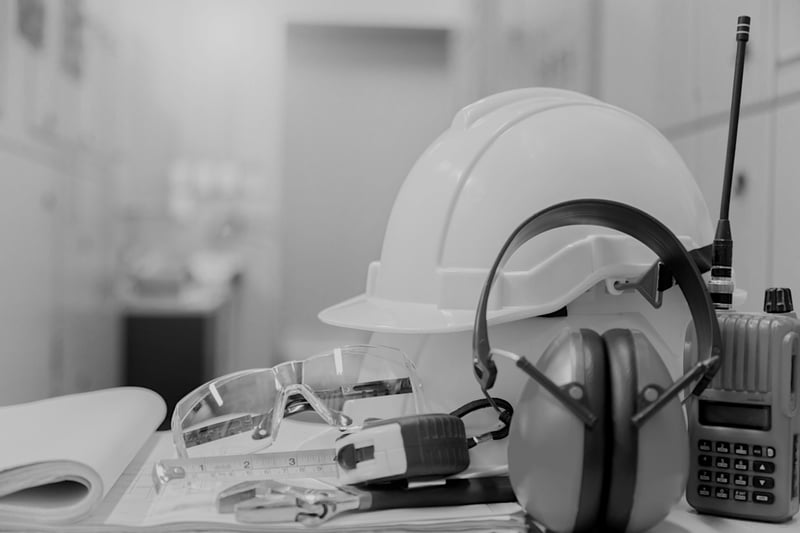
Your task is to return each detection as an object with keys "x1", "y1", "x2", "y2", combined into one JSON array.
[{"x1": 763, "y1": 287, "x2": 794, "y2": 314}]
